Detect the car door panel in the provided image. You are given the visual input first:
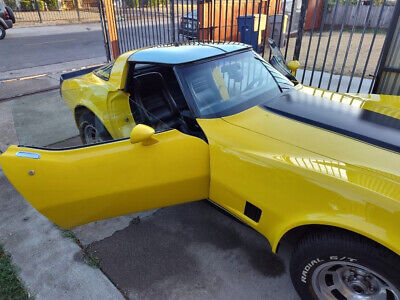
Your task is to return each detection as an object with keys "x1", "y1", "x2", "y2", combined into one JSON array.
[
  {"x1": 0, "y1": 130, "x2": 209, "y2": 229},
  {"x1": 107, "y1": 90, "x2": 135, "y2": 139}
]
